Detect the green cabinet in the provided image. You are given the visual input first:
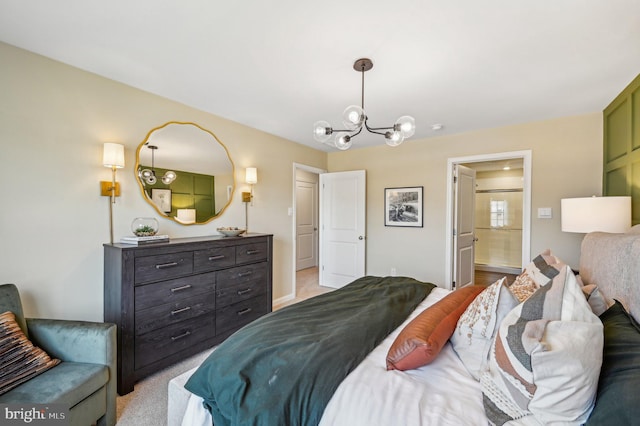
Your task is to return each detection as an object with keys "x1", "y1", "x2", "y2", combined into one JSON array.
[{"x1": 603, "y1": 73, "x2": 640, "y2": 225}]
